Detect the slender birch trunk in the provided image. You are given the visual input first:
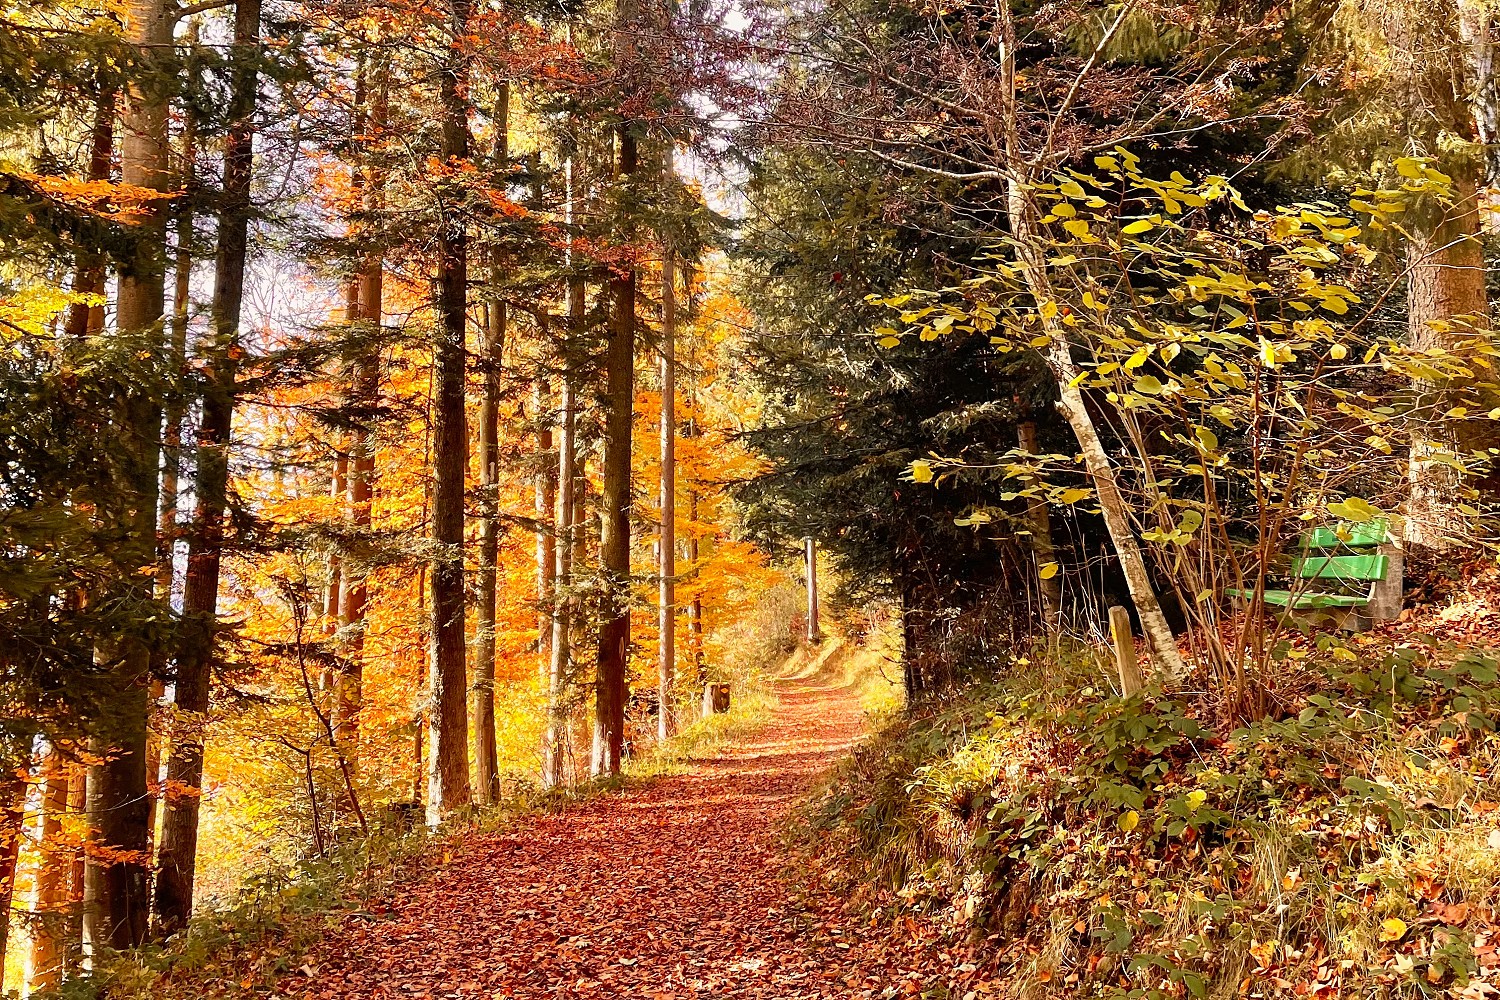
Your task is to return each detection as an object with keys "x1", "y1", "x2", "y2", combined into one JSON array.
[
  {"x1": 657, "y1": 250, "x2": 676, "y2": 740},
  {"x1": 1017, "y1": 420, "x2": 1063, "y2": 629}
]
